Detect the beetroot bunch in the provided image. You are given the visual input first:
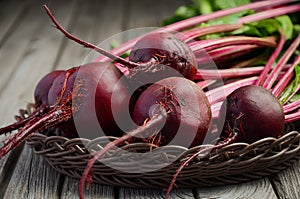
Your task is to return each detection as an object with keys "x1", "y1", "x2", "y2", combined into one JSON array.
[{"x1": 0, "y1": 1, "x2": 300, "y2": 199}]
